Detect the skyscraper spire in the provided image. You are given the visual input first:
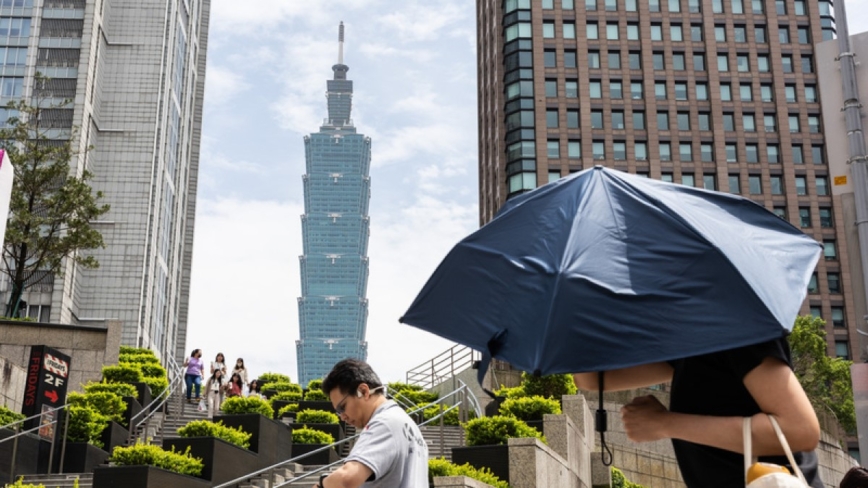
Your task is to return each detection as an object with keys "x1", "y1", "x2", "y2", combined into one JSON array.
[{"x1": 338, "y1": 21, "x2": 344, "y2": 65}]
